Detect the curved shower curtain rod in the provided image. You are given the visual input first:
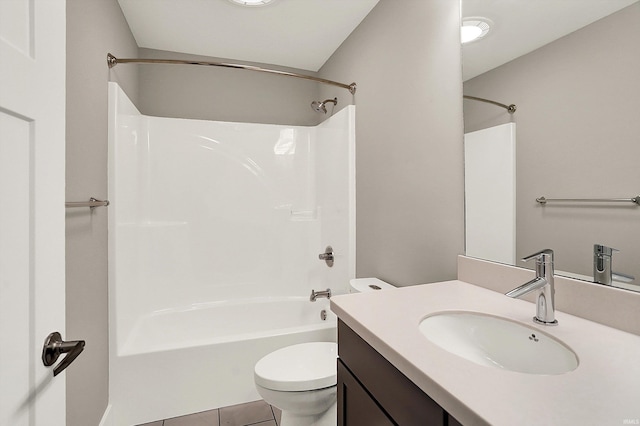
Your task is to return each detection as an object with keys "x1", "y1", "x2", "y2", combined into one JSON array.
[
  {"x1": 107, "y1": 53, "x2": 357, "y2": 94},
  {"x1": 463, "y1": 95, "x2": 516, "y2": 114}
]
